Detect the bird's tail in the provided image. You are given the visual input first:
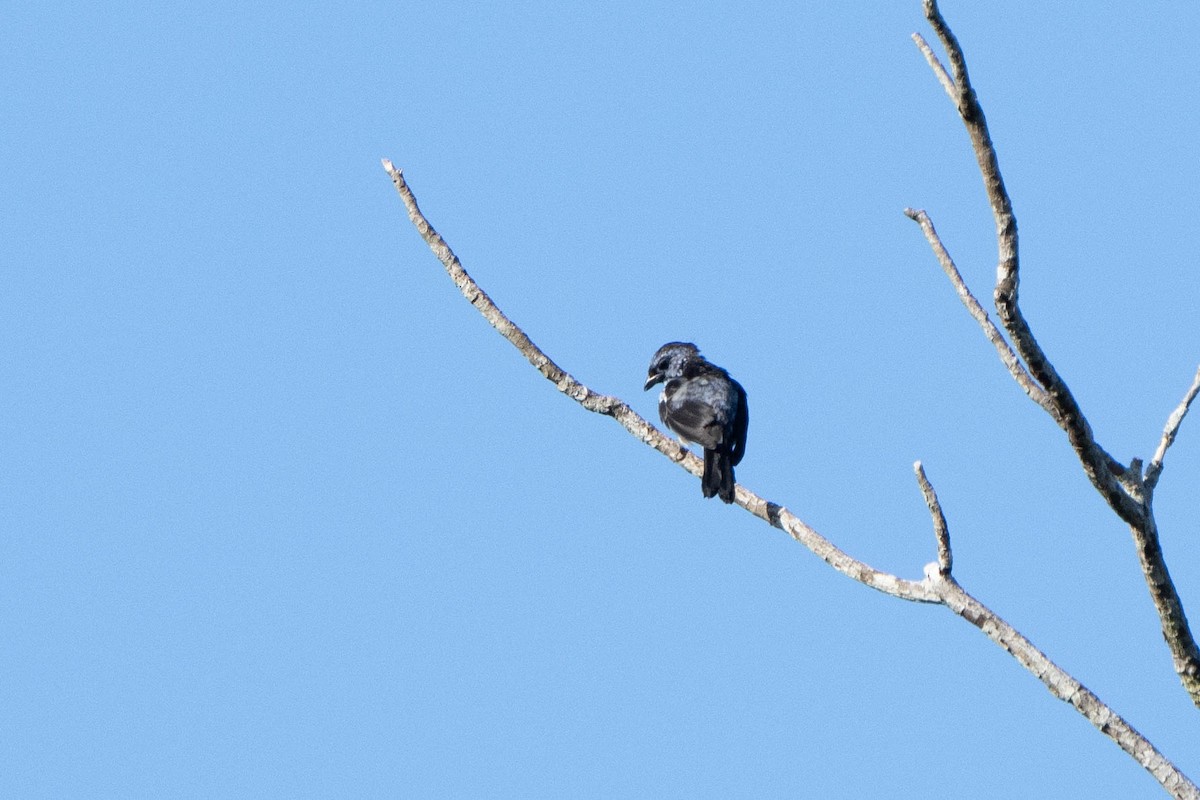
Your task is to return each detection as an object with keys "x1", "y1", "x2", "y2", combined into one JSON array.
[{"x1": 702, "y1": 449, "x2": 737, "y2": 504}]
